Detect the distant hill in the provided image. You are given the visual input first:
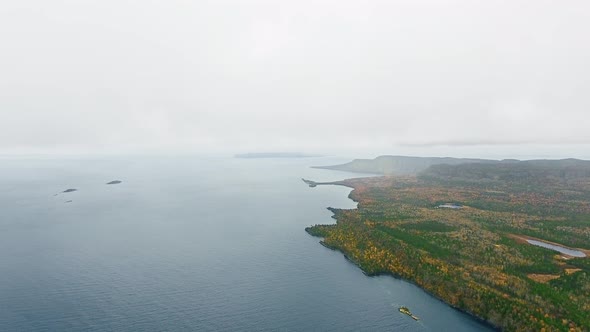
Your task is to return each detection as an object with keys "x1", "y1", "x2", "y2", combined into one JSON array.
[
  {"x1": 420, "y1": 158, "x2": 590, "y2": 188},
  {"x1": 313, "y1": 155, "x2": 496, "y2": 175},
  {"x1": 235, "y1": 152, "x2": 322, "y2": 159},
  {"x1": 314, "y1": 156, "x2": 590, "y2": 181}
]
